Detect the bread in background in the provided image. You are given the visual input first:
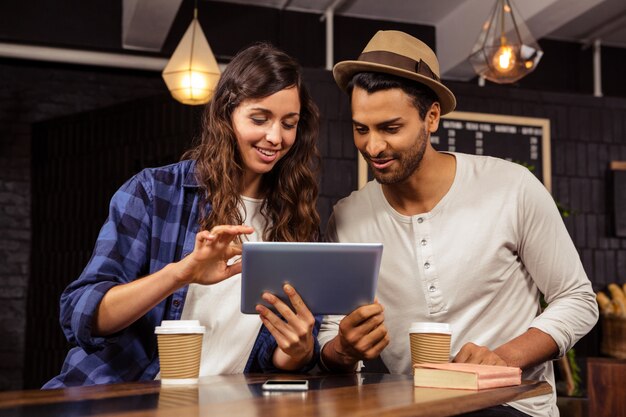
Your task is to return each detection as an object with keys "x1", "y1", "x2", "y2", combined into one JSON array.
[{"x1": 597, "y1": 283, "x2": 626, "y2": 318}]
